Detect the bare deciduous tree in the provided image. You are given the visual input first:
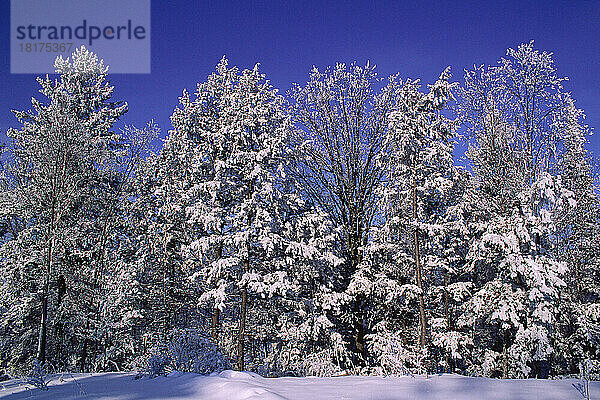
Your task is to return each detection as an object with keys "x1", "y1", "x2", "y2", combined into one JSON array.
[{"x1": 289, "y1": 62, "x2": 404, "y2": 358}]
